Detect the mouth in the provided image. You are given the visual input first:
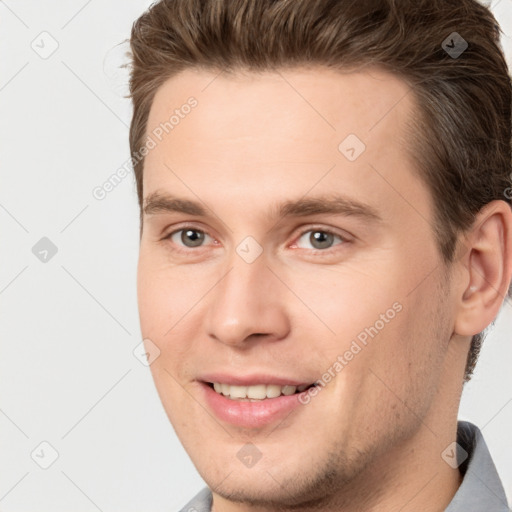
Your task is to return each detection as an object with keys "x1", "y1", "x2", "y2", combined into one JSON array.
[
  {"x1": 206, "y1": 381, "x2": 318, "y2": 401},
  {"x1": 198, "y1": 374, "x2": 321, "y2": 427}
]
